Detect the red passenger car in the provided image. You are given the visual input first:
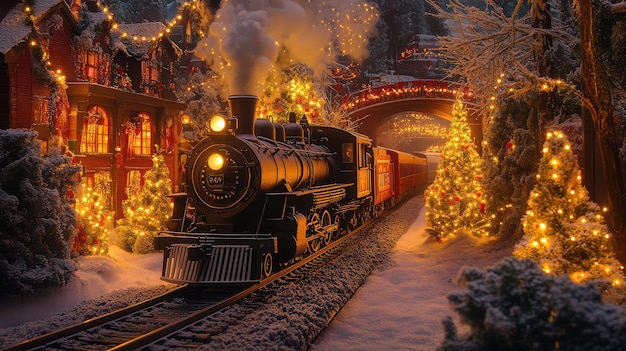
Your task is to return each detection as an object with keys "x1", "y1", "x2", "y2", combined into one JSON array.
[{"x1": 373, "y1": 146, "x2": 428, "y2": 214}]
